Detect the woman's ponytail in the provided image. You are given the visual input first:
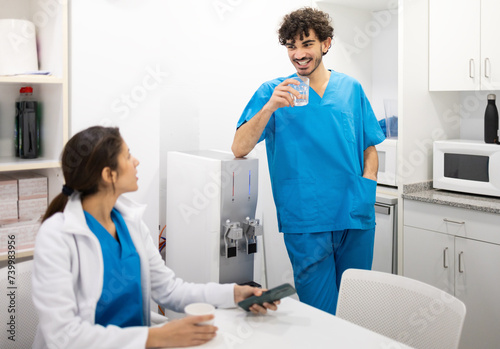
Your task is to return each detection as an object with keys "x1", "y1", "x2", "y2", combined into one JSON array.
[{"x1": 42, "y1": 193, "x2": 69, "y2": 222}]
